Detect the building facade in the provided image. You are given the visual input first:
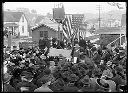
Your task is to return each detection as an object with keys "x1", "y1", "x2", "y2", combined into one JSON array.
[
  {"x1": 4, "y1": 11, "x2": 29, "y2": 37},
  {"x1": 31, "y1": 24, "x2": 63, "y2": 43}
]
